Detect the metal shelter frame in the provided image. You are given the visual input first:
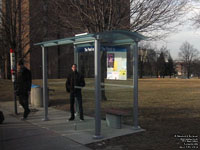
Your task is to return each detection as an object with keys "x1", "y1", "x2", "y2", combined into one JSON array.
[{"x1": 35, "y1": 30, "x2": 146, "y2": 139}]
